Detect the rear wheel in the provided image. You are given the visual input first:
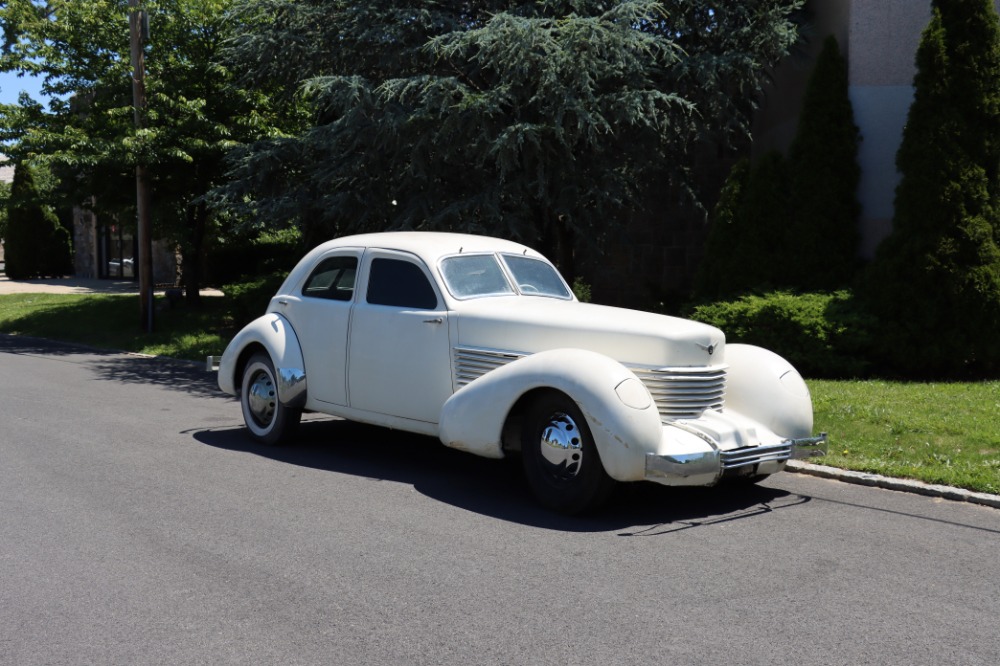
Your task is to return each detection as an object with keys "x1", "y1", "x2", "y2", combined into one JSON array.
[
  {"x1": 521, "y1": 392, "x2": 615, "y2": 514},
  {"x1": 240, "y1": 352, "x2": 301, "y2": 445}
]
